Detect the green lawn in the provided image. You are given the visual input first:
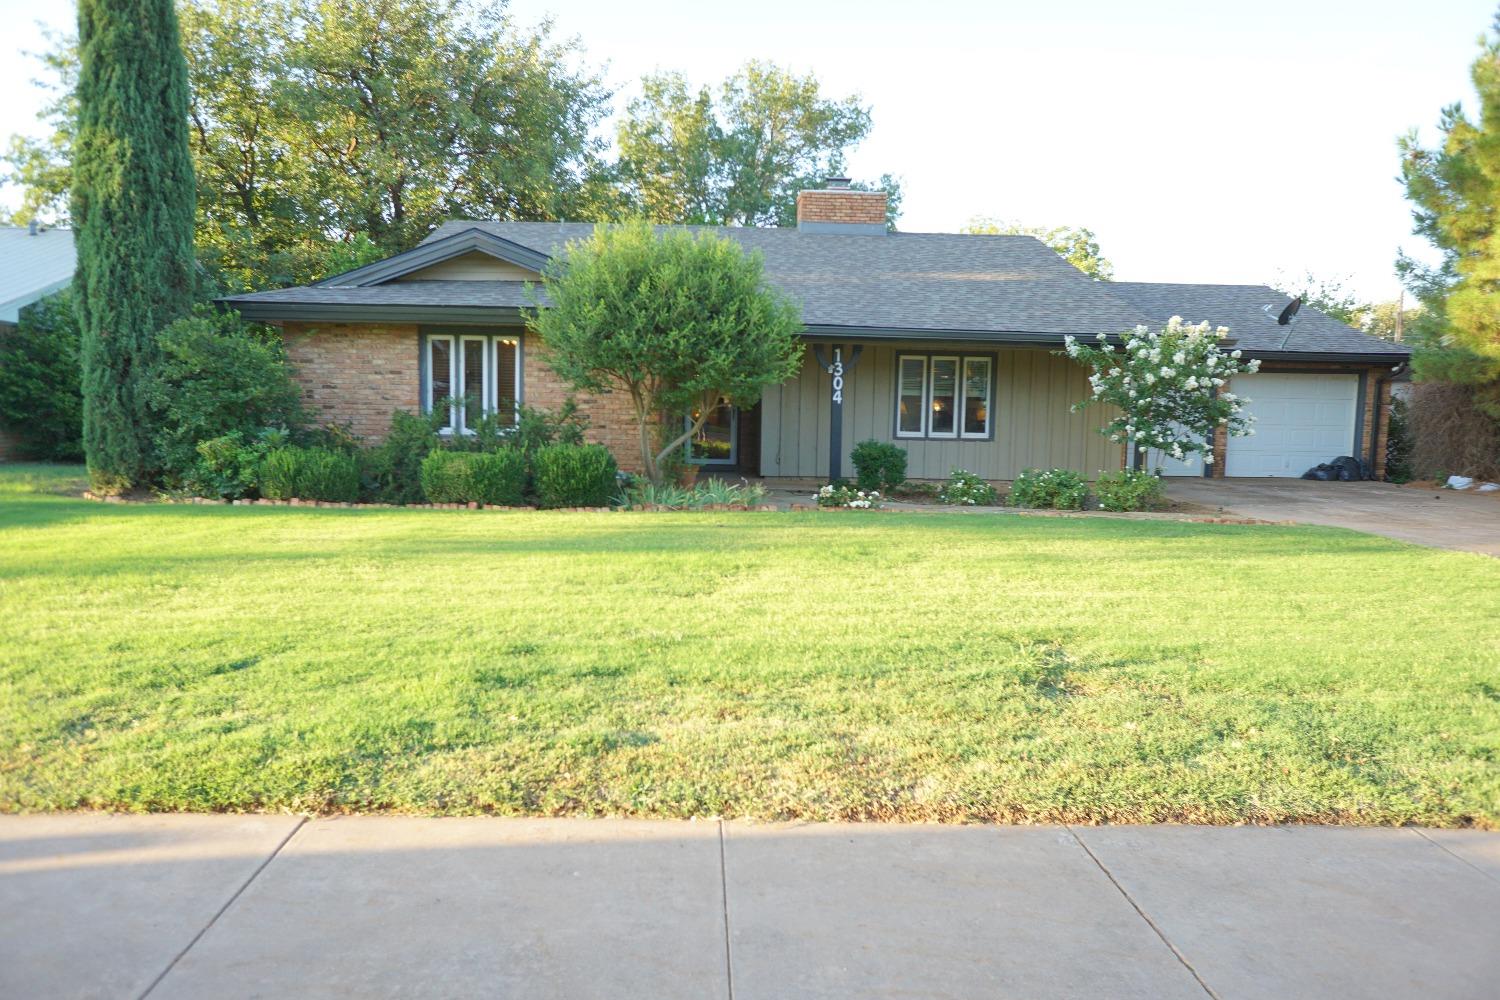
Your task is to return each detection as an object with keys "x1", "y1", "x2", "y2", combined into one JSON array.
[{"x1": 2, "y1": 463, "x2": 1497, "y2": 826}]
